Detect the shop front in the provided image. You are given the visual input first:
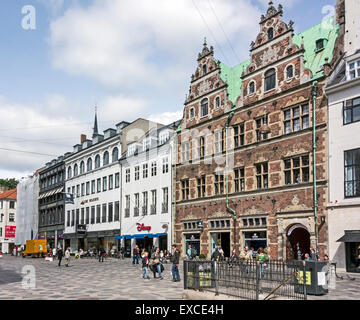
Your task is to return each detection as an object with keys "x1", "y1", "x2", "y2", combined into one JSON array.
[
  {"x1": 184, "y1": 233, "x2": 201, "y2": 257},
  {"x1": 337, "y1": 230, "x2": 360, "y2": 273},
  {"x1": 243, "y1": 231, "x2": 267, "y2": 252}
]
